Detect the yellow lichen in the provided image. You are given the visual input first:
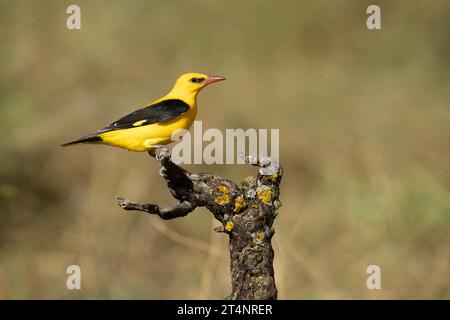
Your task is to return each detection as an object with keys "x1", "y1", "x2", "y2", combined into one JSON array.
[
  {"x1": 225, "y1": 221, "x2": 234, "y2": 232},
  {"x1": 214, "y1": 194, "x2": 229, "y2": 205},
  {"x1": 216, "y1": 185, "x2": 230, "y2": 194},
  {"x1": 233, "y1": 196, "x2": 246, "y2": 212},
  {"x1": 269, "y1": 173, "x2": 278, "y2": 183},
  {"x1": 257, "y1": 231, "x2": 265, "y2": 241},
  {"x1": 257, "y1": 188, "x2": 275, "y2": 205},
  {"x1": 251, "y1": 203, "x2": 258, "y2": 209},
  {"x1": 212, "y1": 185, "x2": 231, "y2": 205},
  {"x1": 243, "y1": 176, "x2": 255, "y2": 185}
]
